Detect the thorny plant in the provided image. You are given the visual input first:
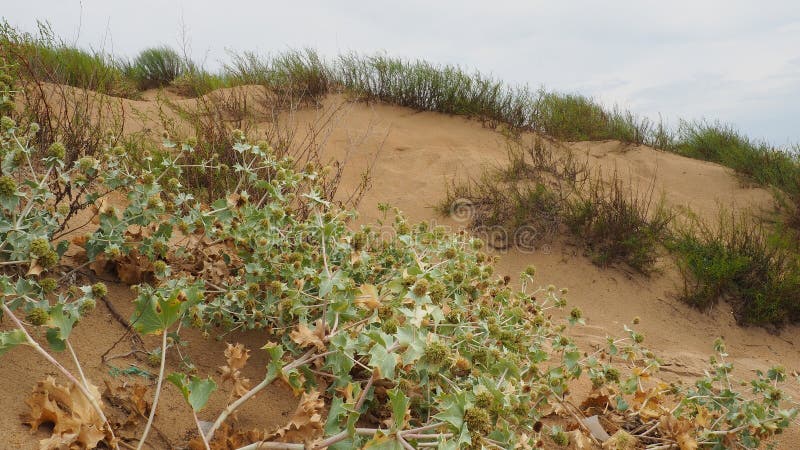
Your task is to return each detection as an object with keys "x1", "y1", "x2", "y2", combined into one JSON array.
[
  {"x1": 144, "y1": 85, "x2": 376, "y2": 209},
  {"x1": 0, "y1": 117, "x2": 795, "y2": 449}
]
